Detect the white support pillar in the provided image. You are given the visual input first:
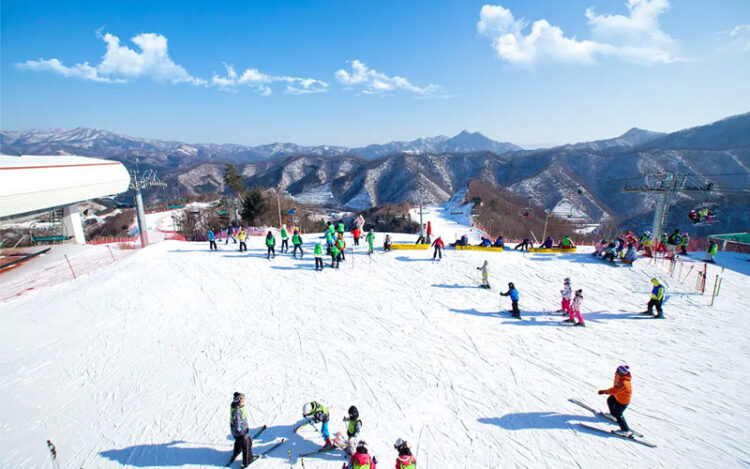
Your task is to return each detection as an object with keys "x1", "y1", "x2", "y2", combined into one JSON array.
[{"x1": 62, "y1": 203, "x2": 86, "y2": 244}]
